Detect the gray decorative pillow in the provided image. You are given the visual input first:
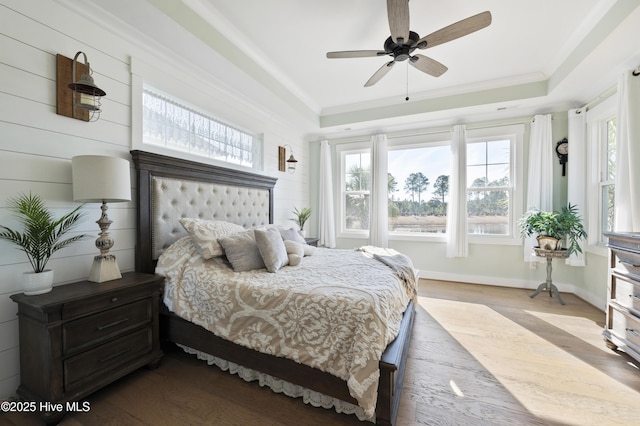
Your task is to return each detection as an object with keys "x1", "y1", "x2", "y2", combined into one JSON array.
[
  {"x1": 179, "y1": 218, "x2": 245, "y2": 259},
  {"x1": 255, "y1": 228, "x2": 289, "y2": 273},
  {"x1": 278, "y1": 227, "x2": 306, "y2": 245},
  {"x1": 217, "y1": 229, "x2": 265, "y2": 272}
]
